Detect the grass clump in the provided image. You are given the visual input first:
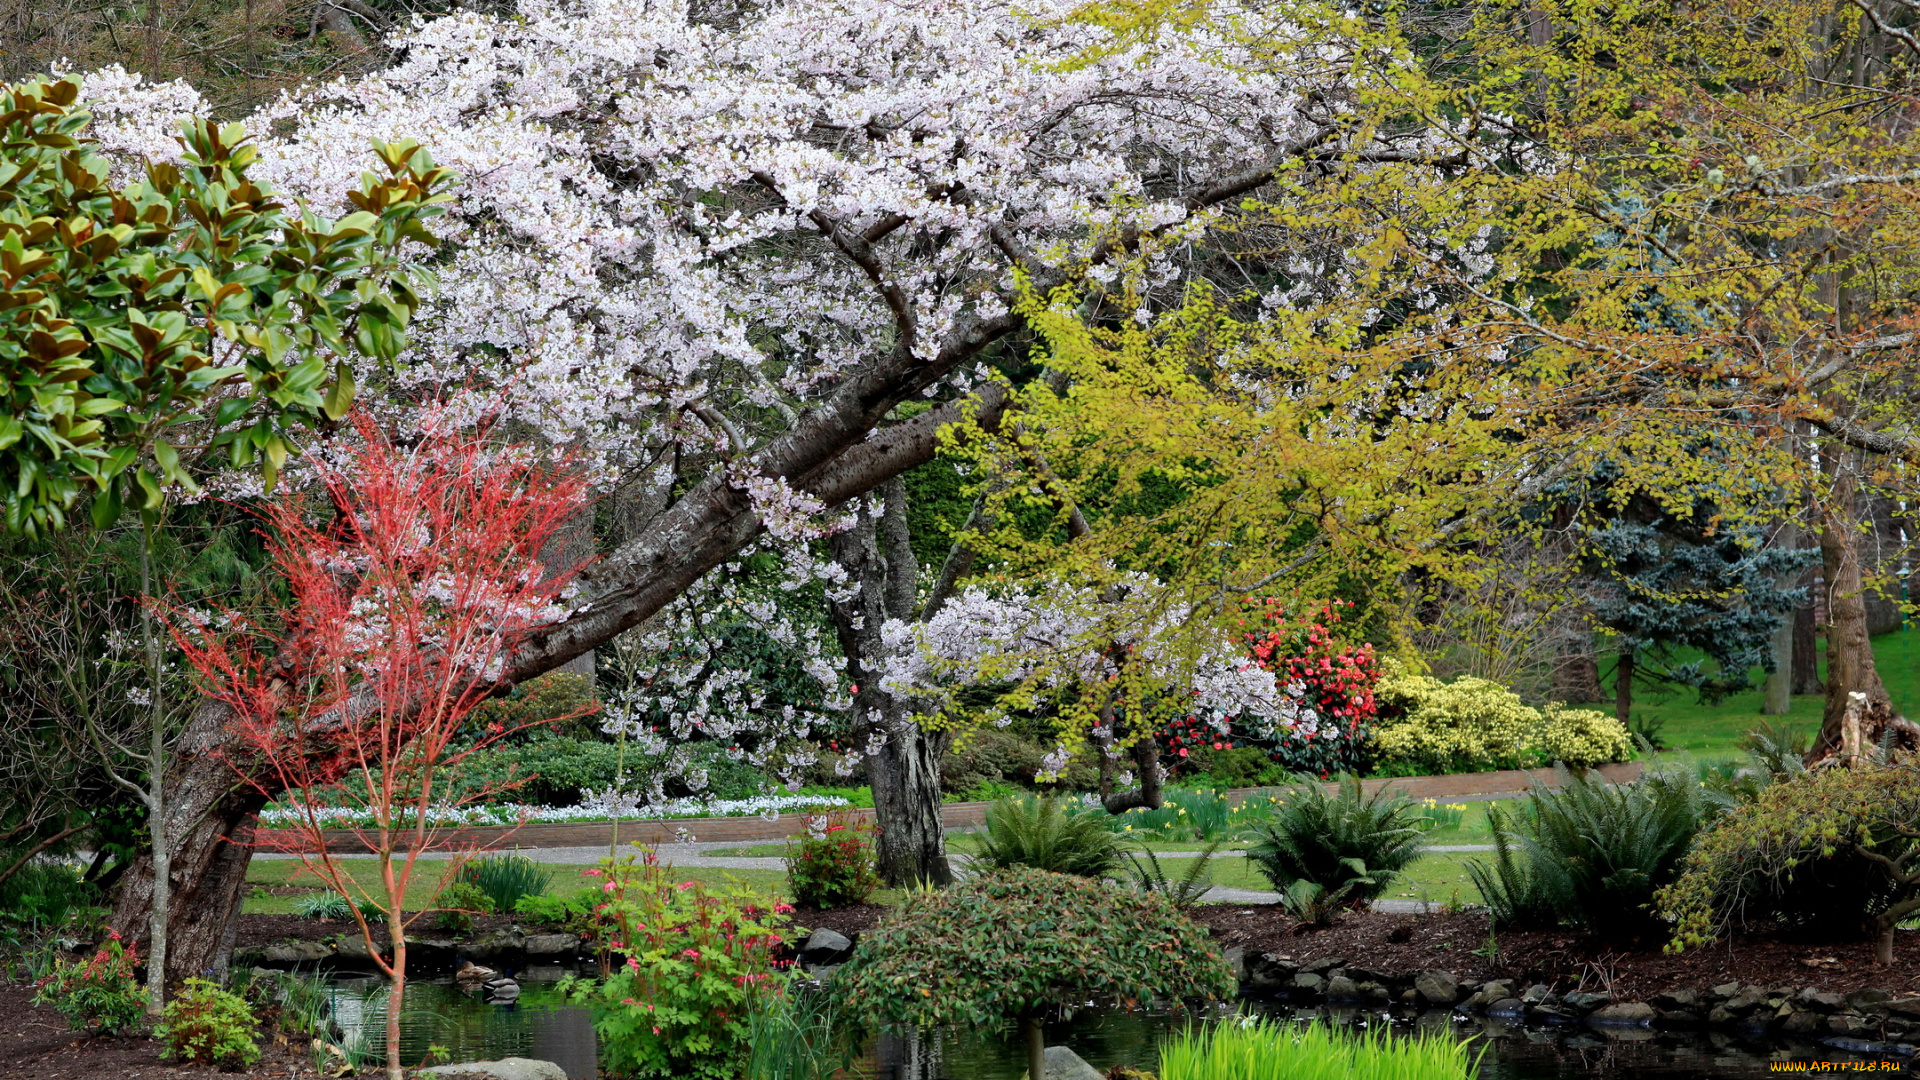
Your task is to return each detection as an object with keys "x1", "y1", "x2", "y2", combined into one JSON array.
[
  {"x1": 461, "y1": 852, "x2": 554, "y2": 913},
  {"x1": 1158, "y1": 1018, "x2": 1479, "y2": 1080},
  {"x1": 976, "y1": 794, "x2": 1124, "y2": 878}
]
